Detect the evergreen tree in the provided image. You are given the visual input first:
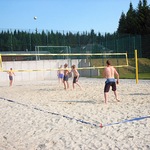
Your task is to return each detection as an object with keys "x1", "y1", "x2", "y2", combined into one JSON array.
[
  {"x1": 117, "y1": 12, "x2": 127, "y2": 33},
  {"x1": 117, "y1": 0, "x2": 150, "y2": 34},
  {"x1": 126, "y1": 2, "x2": 138, "y2": 34},
  {"x1": 139, "y1": 0, "x2": 150, "y2": 34}
]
